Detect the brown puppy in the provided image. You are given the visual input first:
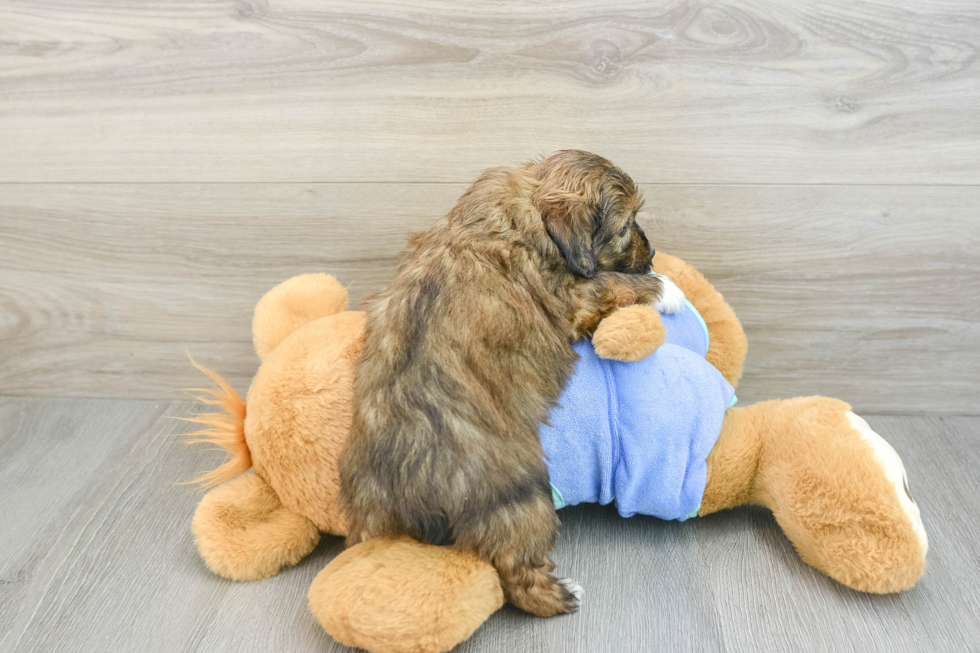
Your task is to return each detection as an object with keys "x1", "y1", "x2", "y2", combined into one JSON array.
[{"x1": 339, "y1": 150, "x2": 666, "y2": 617}]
